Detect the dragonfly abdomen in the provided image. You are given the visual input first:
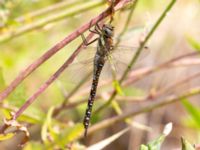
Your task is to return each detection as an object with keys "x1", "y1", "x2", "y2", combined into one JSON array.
[{"x1": 83, "y1": 59, "x2": 105, "y2": 137}]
